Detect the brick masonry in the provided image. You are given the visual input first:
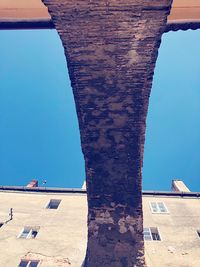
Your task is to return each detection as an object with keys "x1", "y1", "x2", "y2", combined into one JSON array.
[{"x1": 41, "y1": 1, "x2": 172, "y2": 266}]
